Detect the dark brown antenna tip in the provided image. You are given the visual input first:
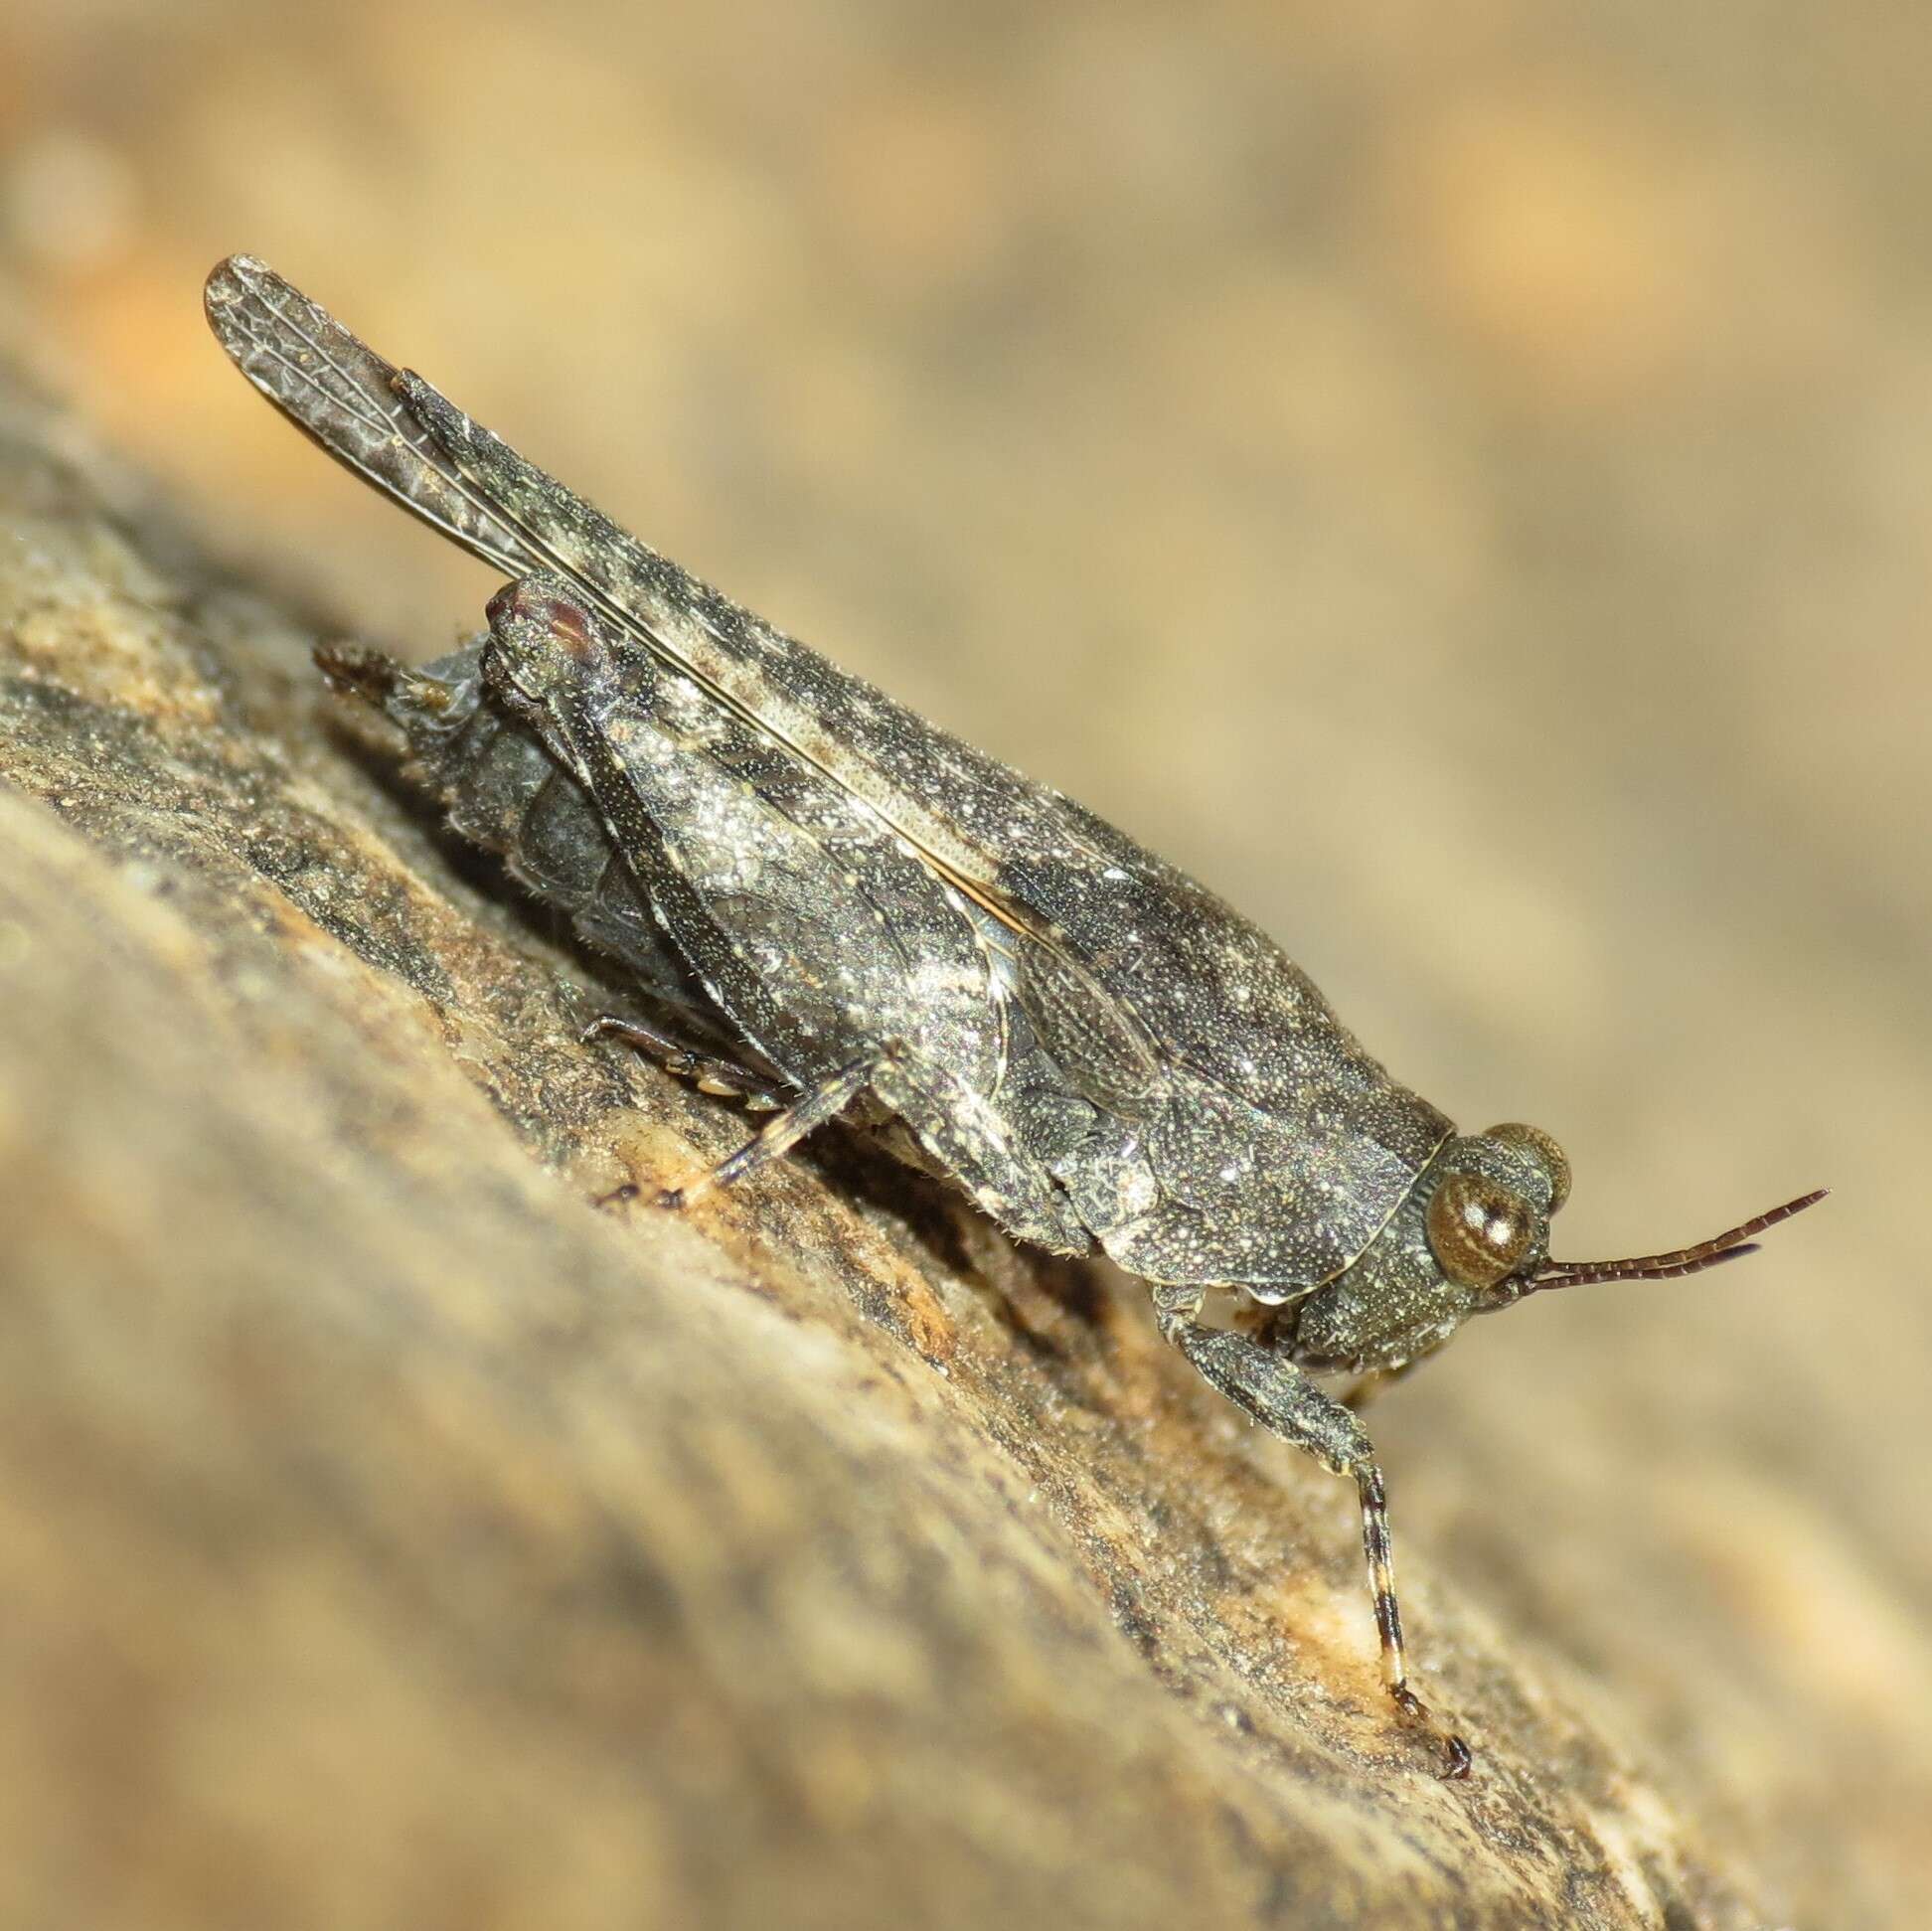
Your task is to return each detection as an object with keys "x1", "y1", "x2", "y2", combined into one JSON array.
[{"x1": 1528, "y1": 1187, "x2": 1827, "y2": 1293}]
